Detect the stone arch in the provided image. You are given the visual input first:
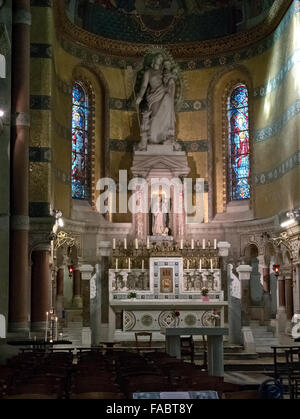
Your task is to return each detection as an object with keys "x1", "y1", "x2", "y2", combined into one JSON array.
[{"x1": 207, "y1": 64, "x2": 254, "y2": 219}]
